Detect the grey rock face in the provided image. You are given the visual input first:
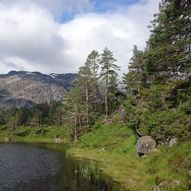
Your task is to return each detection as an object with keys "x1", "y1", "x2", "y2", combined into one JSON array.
[
  {"x1": 53, "y1": 138, "x2": 62, "y2": 144},
  {"x1": 0, "y1": 71, "x2": 77, "y2": 109},
  {"x1": 169, "y1": 137, "x2": 178, "y2": 147},
  {"x1": 4, "y1": 137, "x2": 10, "y2": 142},
  {"x1": 136, "y1": 136, "x2": 156, "y2": 155},
  {"x1": 119, "y1": 106, "x2": 126, "y2": 123}
]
